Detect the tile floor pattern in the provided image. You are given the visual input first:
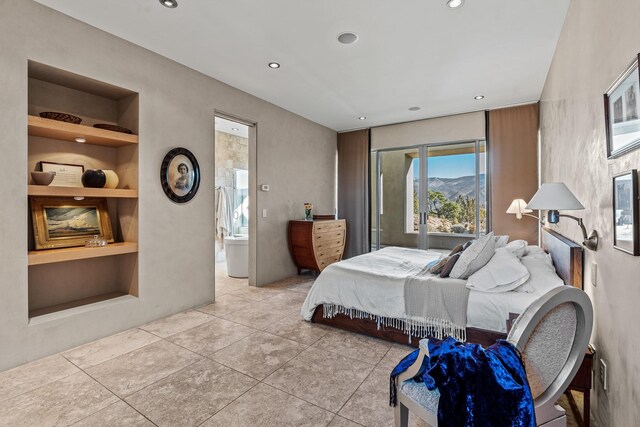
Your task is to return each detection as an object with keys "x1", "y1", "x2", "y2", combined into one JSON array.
[{"x1": 0, "y1": 269, "x2": 586, "y2": 426}]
